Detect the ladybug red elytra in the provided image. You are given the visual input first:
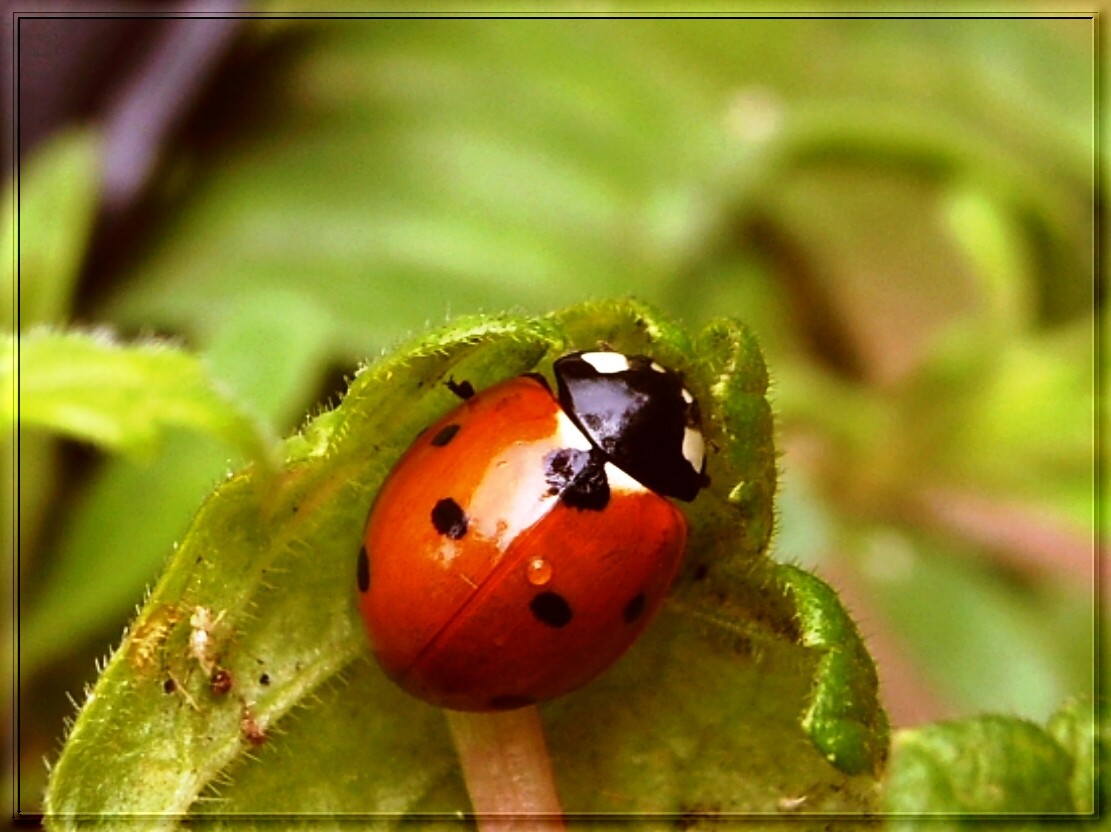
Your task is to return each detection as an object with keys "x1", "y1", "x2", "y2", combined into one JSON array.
[{"x1": 357, "y1": 351, "x2": 707, "y2": 711}]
